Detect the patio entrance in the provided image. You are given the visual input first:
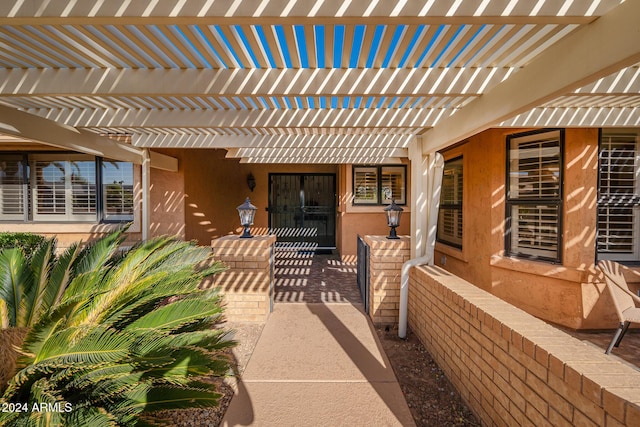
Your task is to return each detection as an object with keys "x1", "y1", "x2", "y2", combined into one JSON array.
[{"x1": 268, "y1": 173, "x2": 336, "y2": 249}]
